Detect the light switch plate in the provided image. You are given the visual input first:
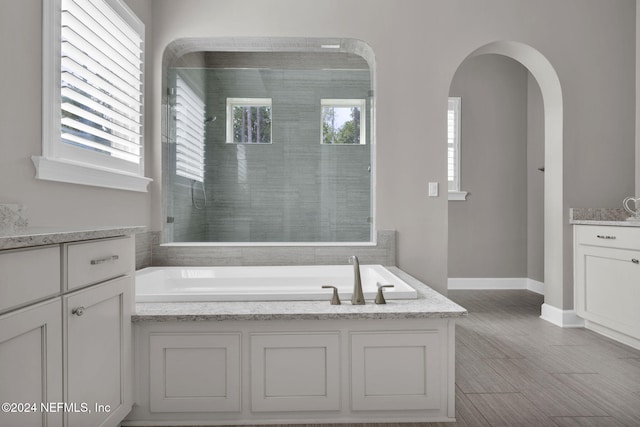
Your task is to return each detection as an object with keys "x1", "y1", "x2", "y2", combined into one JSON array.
[{"x1": 428, "y1": 182, "x2": 438, "y2": 197}]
